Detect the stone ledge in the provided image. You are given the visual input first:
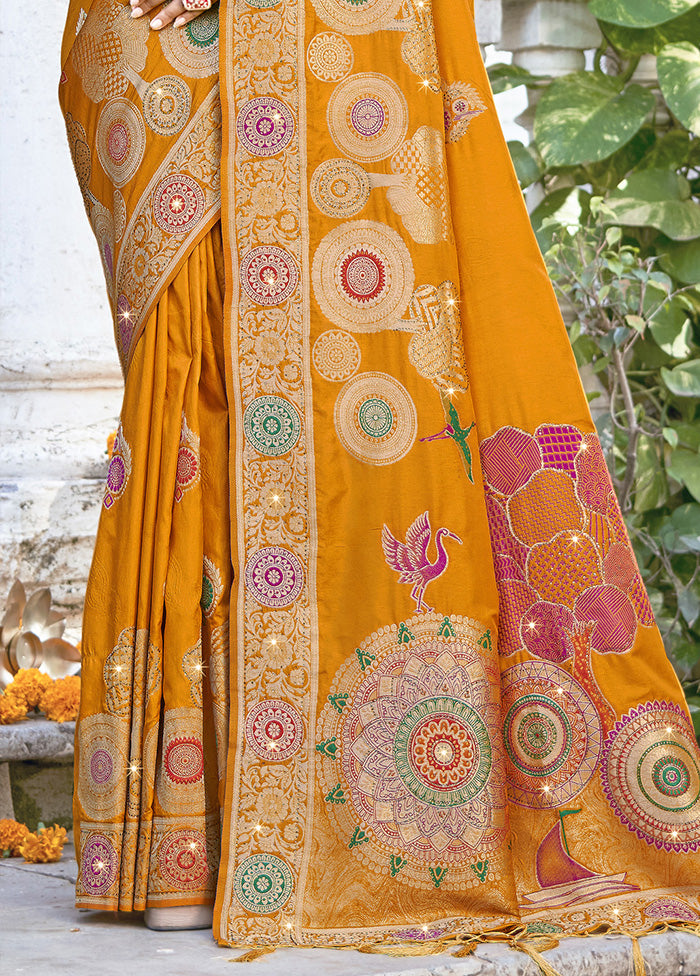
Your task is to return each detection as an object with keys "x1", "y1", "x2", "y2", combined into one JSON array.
[{"x1": 0, "y1": 716, "x2": 75, "y2": 763}]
